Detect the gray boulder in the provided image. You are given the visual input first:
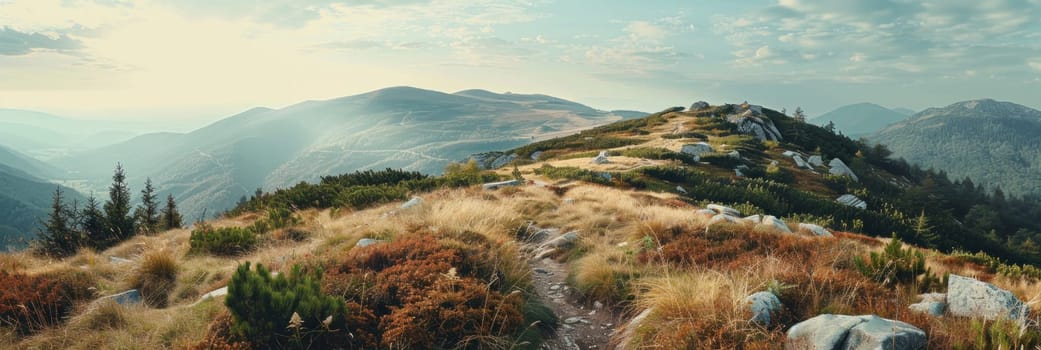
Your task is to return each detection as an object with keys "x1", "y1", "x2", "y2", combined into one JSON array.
[
  {"x1": 690, "y1": 101, "x2": 710, "y2": 110},
  {"x1": 786, "y1": 314, "x2": 926, "y2": 350},
  {"x1": 793, "y1": 155, "x2": 812, "y2": 169},
  {"x1": 727, "y1": 110, "x2": 783, "y2": 141},
  {"x1": 727, "y1": 150, "x2": 741, "y2": 159},
  {"x1": 761, "y1": 215, "x2": 792, "y2": 233},
  {"x1": 808, "y1": 155, "x2": 824, "y2": 167},
  {"x1": 199, "y1": 286, "x2": 228, "y2": 300},
  {"x1": 355, "y1": 238, "x2": 385, "y2": 248},
  {"x1": 531, "y1": 151, "x2": 543, "y2": 161},
  {"x1": 946, "y1": 274, "x2": 1027, "y2": 321},
  {"x1": 592, "y1": 150, "x2": 610, "y2": 164},
  {"x1": 101, "y1": 289, "x2": 142, "y2": 306},
  {"x1": 541, "y1": 231, "x2": 581, "y2": 249},
  {"x1": 681, "y1": 142, "x2": 714, "y2": 158},
  {"x1": 743, "y1": 215, "x2": 762, "y2": 224},
  {"x1": 707, "y1": 204, "x2": 741, "y2": 216},
  {"x1": 676, "y1": 185, "x2": 687, "y2": 194},
  {"x1": 798, "y1": 223, "x2": 833, "y2": 237},
  {"x1": 829, "y1": 158, "x2": 859, "y2": 181},
  {"x1": 836, "y1": 194, "x2": 867, "y2": 209},
  {"x1": 400, "y1": 196, "x2": 423, "y2": 209},
  {"x1": 707, "y1": 214, "x2": 739, "y2": 226},
  {"x1": 482, "y1": 179, "x2": 522, "y2": 190},
  {"x1": 746, "y1": 291, "x2": 782, "y2": 326},
  {"x1": 909, "y1": 298, "x2": 946, "y2": 317},
  {"x1": 782, "y1": 150, "x2": 800, "y2": 157}
]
